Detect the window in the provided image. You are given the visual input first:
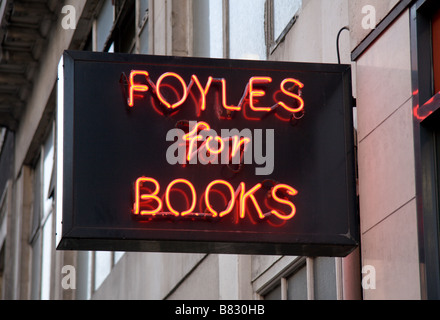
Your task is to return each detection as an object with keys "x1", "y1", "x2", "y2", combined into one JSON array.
[
  {"x1": 94, "y1": 251, "x2": 112, "y2": 290},
  {"x1": 266, "y1": 0, "x2": 302, "y2": 54},
  {"x1": 263, "y1": 260, "x2": 307, "y2": 300},
  {"x1": 116, "y1": 6, "x2": 135, "y2": 53},
  {"x1": 30, "y1": 124, "x2": 55, "y2": 300},
  {"x1": 137, "y1": 0, "x2": 149, "y2": 54},
  {"x1": 193, "y1": 0, "x2": 210, "y2": 58},
  {"x1": 0, "y1": 244, "x2": 4, "y2": 299},
  {"x1": 229, "y1": 0, "x2": 267, "y2": 60},
  {"x1": 96, "y1": 0, "x2": 114, "y2": 52},
  {"x1": 193, "y1": 0, "x2": 223, "y2": 58},
  {"x1": 93, "y1": 250, "x2": 125, "y2": 291},
  {"x1": 273, "y1": 0, "x2": 301, "y2": 41},
  {"x1": 78, "y1": 1, "x2": 150, "y2": 296},
  {"x1": 90, "y1": 0, "x2": 142, "y2": 54},
  {"x1": 0, "y1": 185, "x2": 7, "y2": 300},
  {"x1": 105, "y1": 0, "x2": 135, "y2": 53},
  {"x1": 253, "y1": 257, "x2": 340, "y2": 300},
  {"x1": 193, "y1": 0, "x2": 301, "y2": 60}
]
